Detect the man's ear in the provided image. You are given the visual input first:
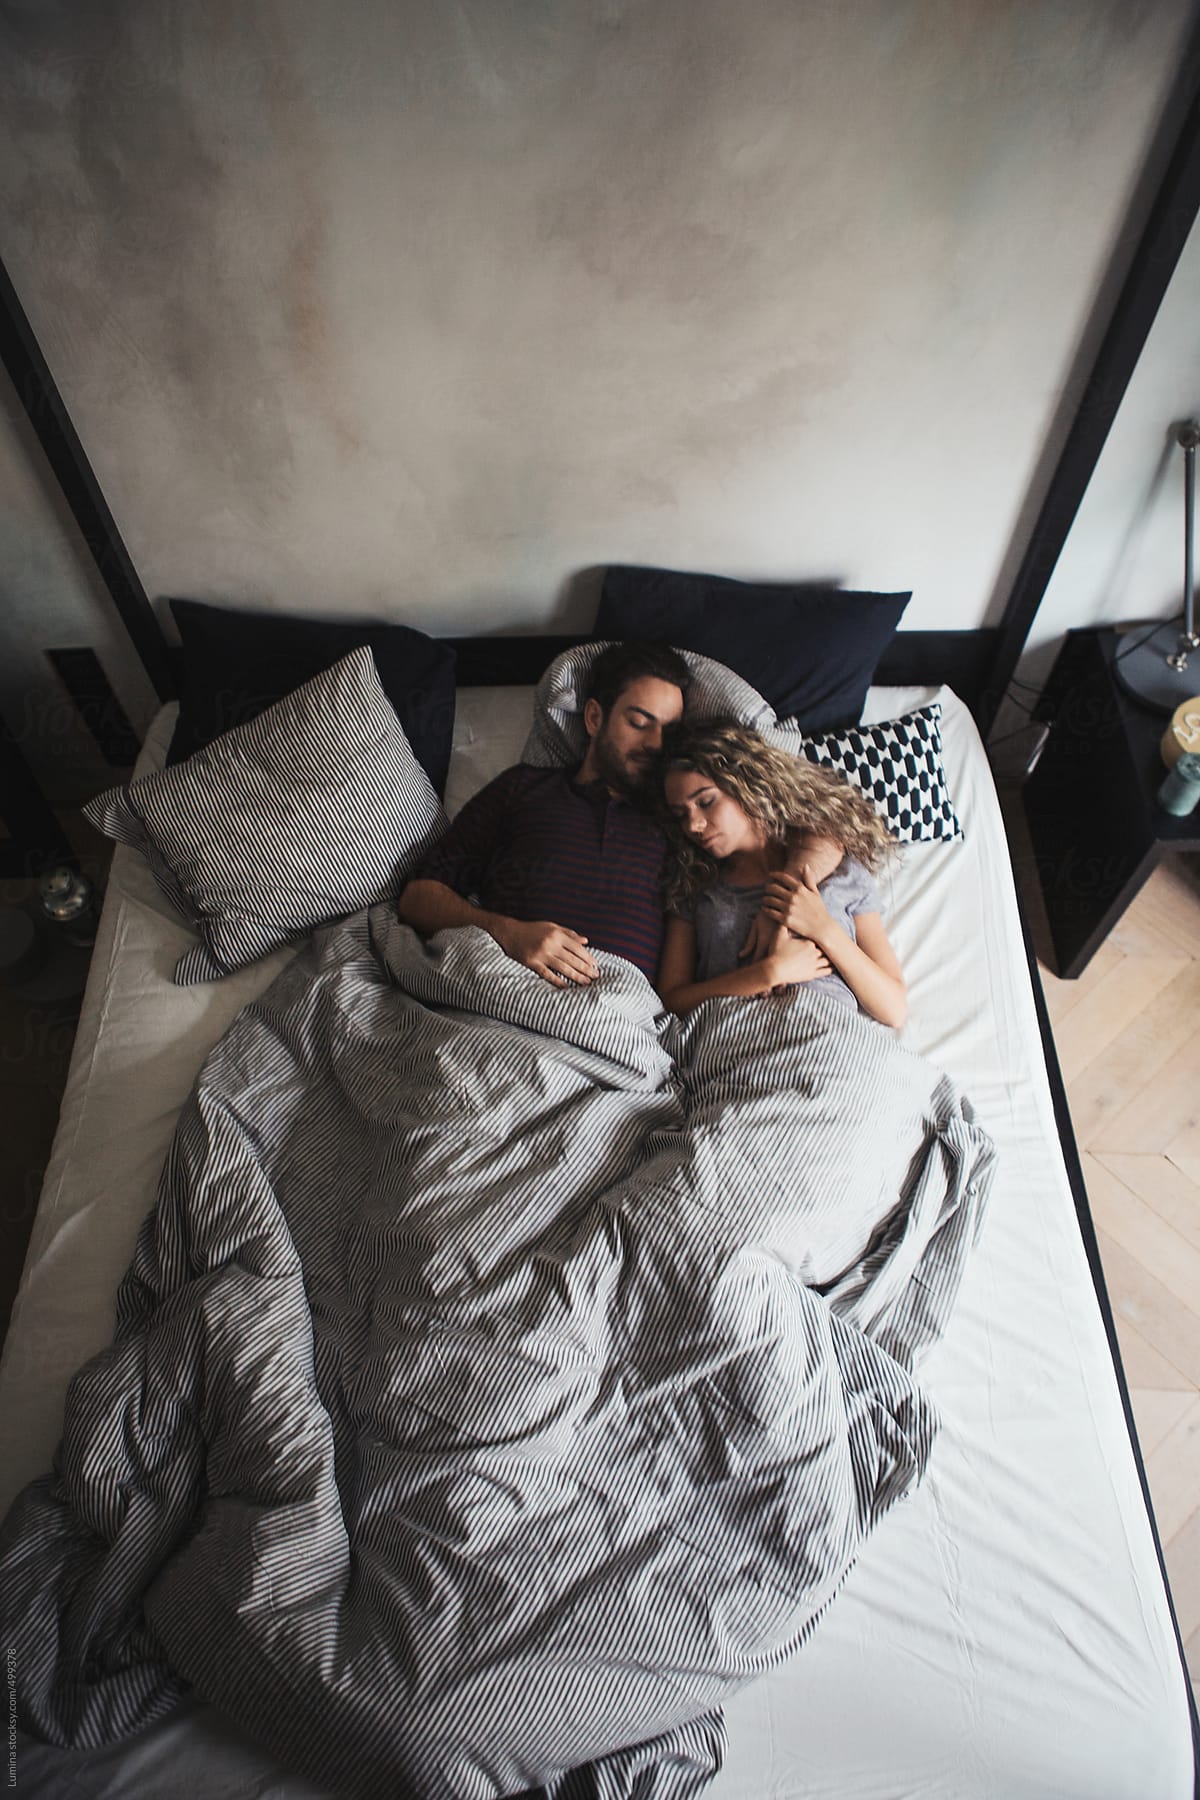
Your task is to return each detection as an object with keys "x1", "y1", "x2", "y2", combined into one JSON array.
[{"x1": 583, "y1": 697, "x2": 605, "y2": 741}]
